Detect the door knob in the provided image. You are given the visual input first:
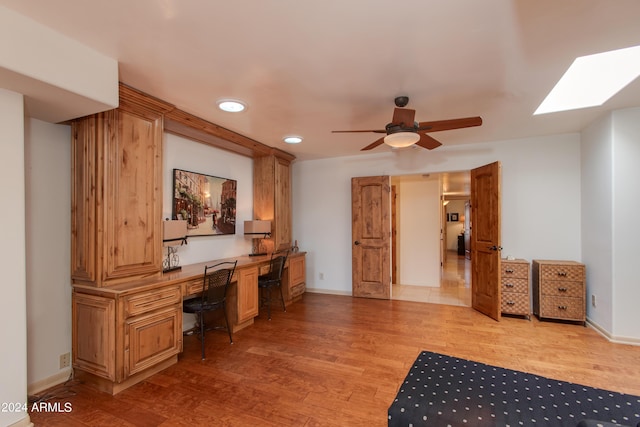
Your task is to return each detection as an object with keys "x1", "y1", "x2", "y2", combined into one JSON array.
[
  {"x1": 354, "y1": 241, "x2": 361, "y2": 245},
  {"x1": 488, "y1": 245, "x2": 503, "y2": 251}
]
